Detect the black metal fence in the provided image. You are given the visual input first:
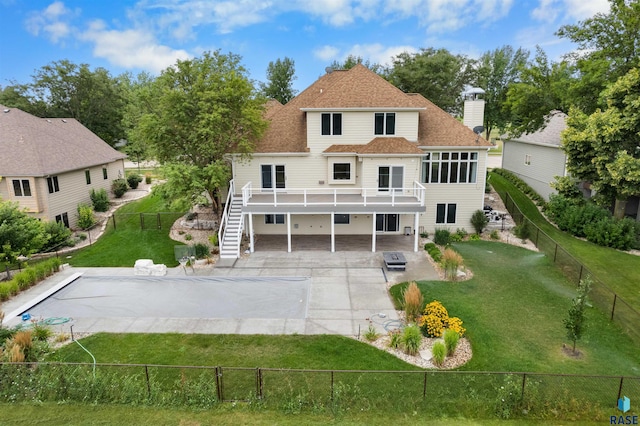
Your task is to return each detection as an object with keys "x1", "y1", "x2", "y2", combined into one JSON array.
[
  {"x1": 0, "y1": 362, "x2": 637, "y2": 419},
  {"x1": 110, "y1": 212, "x2": 186, "y2": 231},
  {"x1": 501, "y1": 192, "x2": 640, "y2": 344}
]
